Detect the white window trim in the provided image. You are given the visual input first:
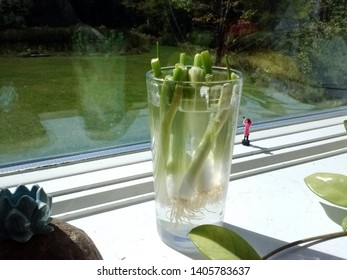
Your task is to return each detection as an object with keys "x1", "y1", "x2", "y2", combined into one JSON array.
[{"x1": 1, "y1": 110, "x2": 346, "y2": 222}]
